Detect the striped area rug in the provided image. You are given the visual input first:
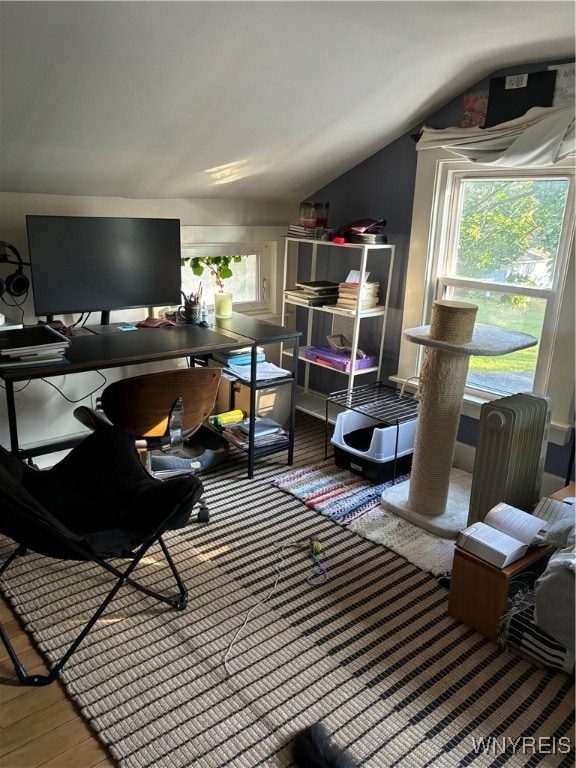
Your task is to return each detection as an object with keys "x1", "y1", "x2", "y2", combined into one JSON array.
[{"x1": 1, "y1": 415, "x2": 574, "y2": 767}]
